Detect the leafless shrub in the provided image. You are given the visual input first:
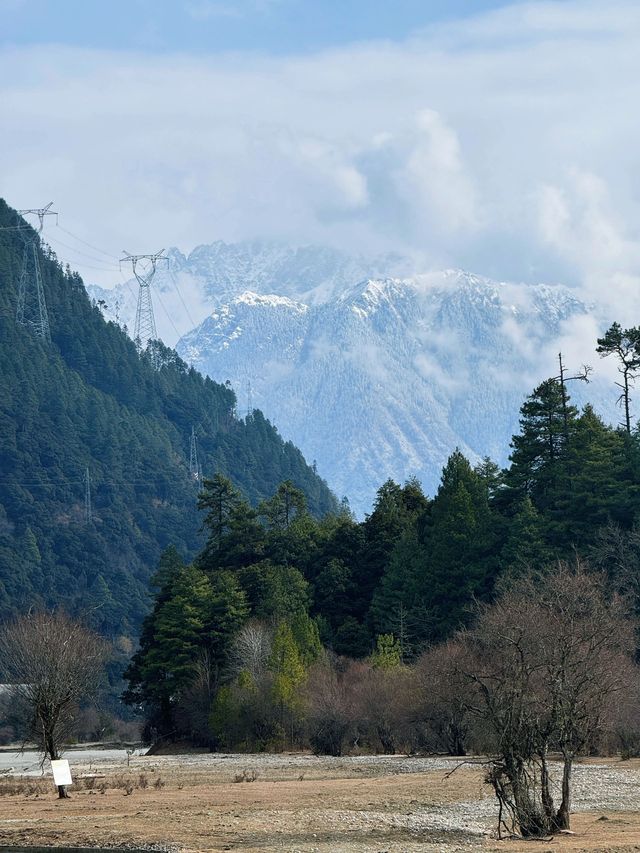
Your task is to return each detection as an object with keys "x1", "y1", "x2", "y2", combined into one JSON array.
[
  {"x1": 138, "y1": 773, "x2": 149, "y2": 789},
  {"x1": 414, "y1": 641, "x2": 475, "y2": 756},
  {"x1": 153, "y1": 776, "x2": 165, "y2": 789},
  {"x1": 350, "y1": 662, "x2": 416, "y2": 754},
  {"x1": 305, "y1": 657, "x2": 355, "y2": 756},
  {"x1": 233, "y1": 768, "x2": 258, "y2": 782}
]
